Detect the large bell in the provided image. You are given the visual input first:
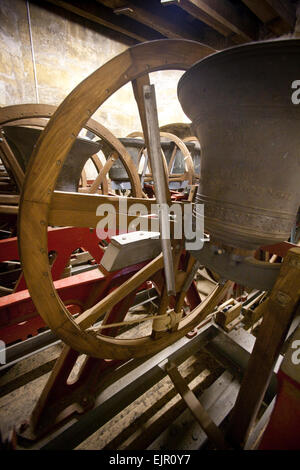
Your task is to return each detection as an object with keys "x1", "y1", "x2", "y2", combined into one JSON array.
[
  {"x1": 178, "y1": 39, "x2": 300, "y2": 250},
  {"x1": 101, "y1": 137, "x2": 197, "y2": 190},
  {"x1": 3, "y1": 126, "x2": 101, "y2": 192}
]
